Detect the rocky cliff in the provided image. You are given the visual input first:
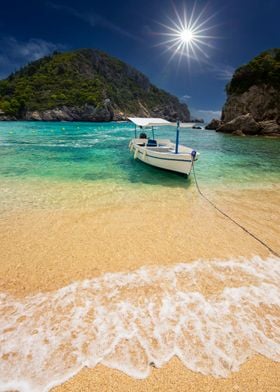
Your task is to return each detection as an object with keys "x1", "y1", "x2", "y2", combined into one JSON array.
[
  {"x1": 0, "y1": 49, "x2": 190, "y2": 122},
  {"x1": 207, "y1": 49, "x2": 280, "y2": 136}
]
